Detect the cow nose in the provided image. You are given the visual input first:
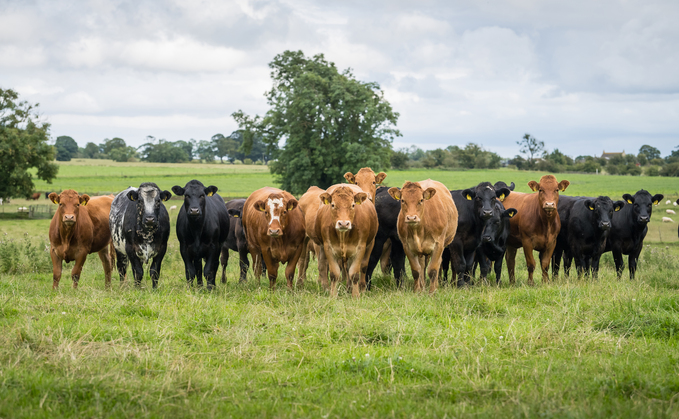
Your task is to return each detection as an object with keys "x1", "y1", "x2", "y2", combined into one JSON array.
[
  {"x1": 188, "y1": 207, "x2": 200, "y2": 216},
  {"x1": 336, "y1": 220, "x2": 352, "y2": 231},
  {"x1": 405, "y1": 215, "x2": 420, "y2": 223},
  {"x1": 544, "y1": 202, "x2": 555, "y2": 209},
  {"x1": 482, "y1": 236, "x2": 493, "y2": 243},
  {"x1": 268, "y1": 228, "x2": 281, "y2": 236},
  {"x1": 63, "y1": 214, "x2": 75, "y2": 223},
  {"x1": 145, "y1": 216, "x2": 155, "y2": 225},
  {"x1": 600, "y1": 221, "x2": 611, "y2": 230},
  {"x1": 482, "y1": 210, "x2": 493, "y2": 219},
  {"x1": 639, "y1": 216, "x2": 650, "y2": 223}
]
